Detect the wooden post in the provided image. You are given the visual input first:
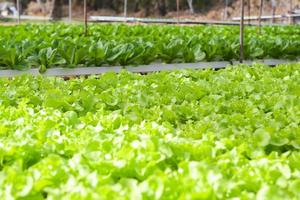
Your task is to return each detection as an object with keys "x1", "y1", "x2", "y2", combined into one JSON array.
[
  {"x1": 69, "y1": 0, "x2": 72, "y2": 22},
  {"x1": 84, "y1": 0, "x2": 87, "y2": 35},
  {"x1": 176, "y1": 0, "x2": 179, "y2": 23},
  {"x1": 258, "y1": 0, "x2": 263, "y2": 33},
  {"x1": 17, "y1": 0, "x2": 20, "y2": 24},
  {"x1": 240, "y1": 0, "x2": 245, "y2": 63}
]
